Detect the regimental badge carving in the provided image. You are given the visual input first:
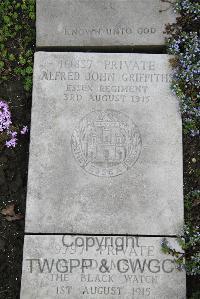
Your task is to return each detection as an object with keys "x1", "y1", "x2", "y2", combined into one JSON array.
[{"x1": 71, "y1": 110, "x2": 142, "y2": 177}]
